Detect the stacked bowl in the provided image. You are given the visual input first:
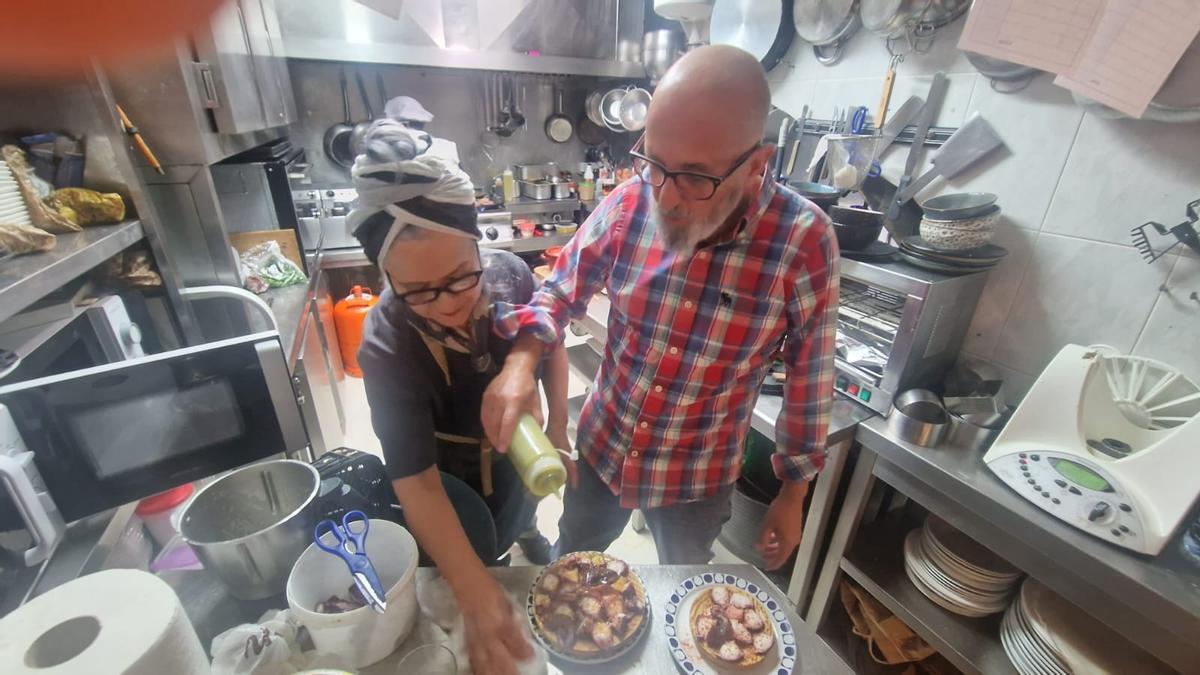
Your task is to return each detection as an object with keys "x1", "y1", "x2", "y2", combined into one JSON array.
[{"x1": 898, "y1": 192, "x2": 1009, "y2": 274}]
